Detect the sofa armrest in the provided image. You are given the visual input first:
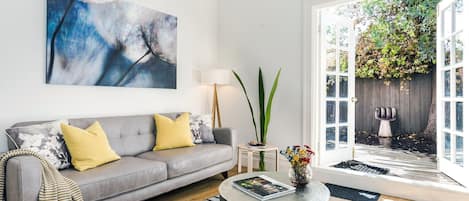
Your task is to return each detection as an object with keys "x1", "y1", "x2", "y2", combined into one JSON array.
[
  {"x1": 6, "y1": 156, "x2": 42, "y2": 201},
  {"x1": 213, "y1": 128, "x2": 238, "y2": 166}
]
